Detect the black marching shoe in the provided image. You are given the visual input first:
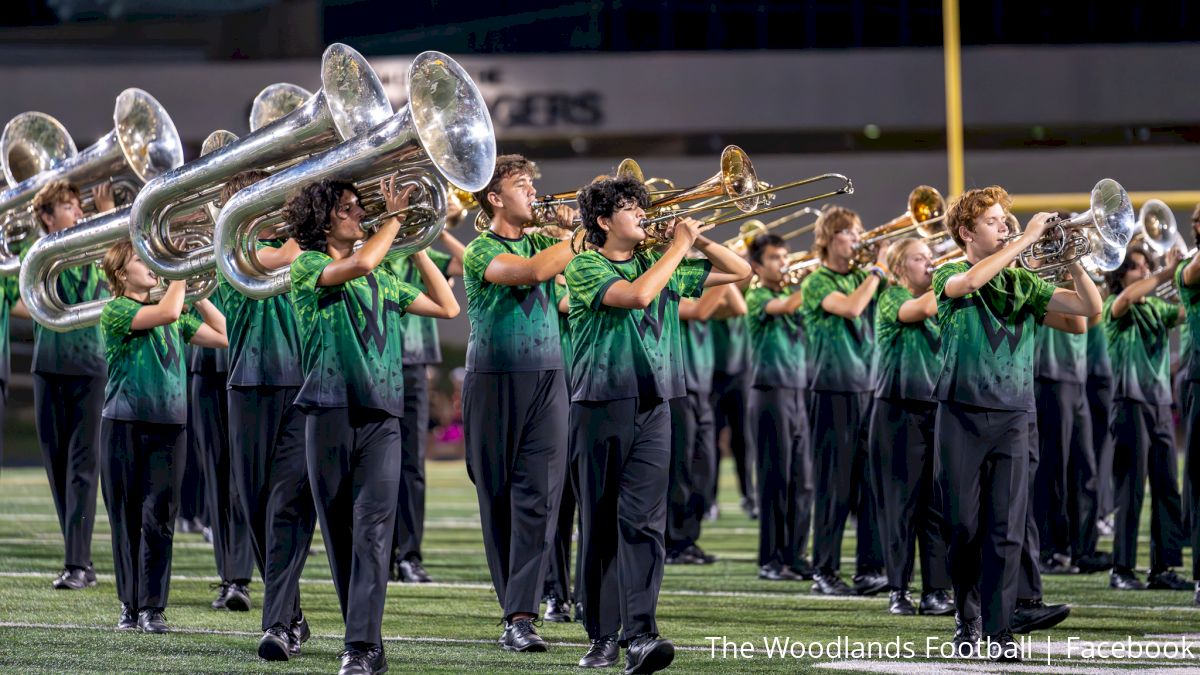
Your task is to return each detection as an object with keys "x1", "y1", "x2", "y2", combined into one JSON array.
[
  {"x1": 117, "y1": 604, "x2": 137, "y2": 630},
  {"x1": 888, "y1": 590, "x2": 915, "y2": 615},
  {"x1": 983, "y1": 631, "x2": 1021, "y2": 663},
  {"x1": 758, "y1": 562, "x2": 800, "y2": 581},
  {"x1": 665, "y1": 549, "x2": 699, "y2": 565},
  {"x1": 1147, "y1": 568, "x2": 1193, "y2": 591},
  {"x1": 1011, "y1": 598, "x2": 1070, "y2": 633},
  {"x1": 338, "y1": 646, "x2": 387, "y2": 675},
  {"x1": 543, "y1": 594, "x2": 572, "y2": 623},
  {"x1": 289, "y1": 613, "x2": 311, "y2": 656},
  {"x1": 1109, "y1": 569, "x2": 1146, "y2": 590},
  {"x1": 84, "y1": 564, "x2": 97, "y2": 586},
  {"x1": 852, "y1": 570, "x2": 889, "y2": 596},
  {"x1": 396, "y1": 558, "x2": 432, "y2": 583},
  {"x1": 258, "y1": 625, "x2": 291, "y2": 662},
  {"x1": 224, "y1": 582, "x2": 251, "y2": 612},
  {"x1": 624, "y1": 634, "x2": 674, "y2": 675},
  {"x1": 210, "y1": 582, "x2": 231, "y2": 609},
  {"x1": 683, "y1": 544, "x2": 716, "y2": 564},
  {"x1": 579, "y1": 634, "x2": 619, "y2": 668},
  {"x1": 1194, "y1": 582, "x2": 1200, "y2": 606},
  {"x1": 789, "y1": 558, "x2": 816, "y2": 580},
  {"x1": 811, "y1": 572, "x2": 853, "y2": 596},
  {"x1": 952, "y1": 614, "x2": 981, "y2": 657},
  {"x1": 1073, "y1": 551, "x2": 1113, "y2": 574},
  {"x1": 500, "y1": 618, "x2": 548, "y2": 652},
  {"x1": 137, "y1": 608, "x2": 169, "y2": 634},
  {"x1": 1038, "y1": 553, "x2": 1079, "y2": 575},
  {"x1": 740, "y1": 497, "x2": 758, "y2": 520},
  {"x1": 52, "y1": 567, "x2": 91, "y2": 590},
  {"x1": 918, "y1": 589, "x2": 955, "y2": 616}
]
